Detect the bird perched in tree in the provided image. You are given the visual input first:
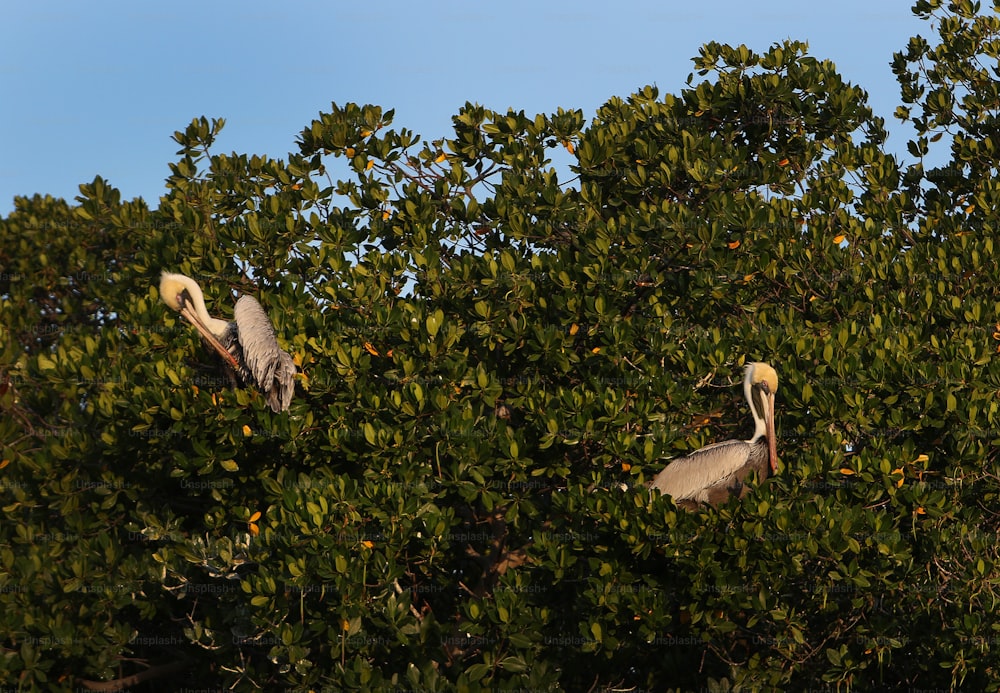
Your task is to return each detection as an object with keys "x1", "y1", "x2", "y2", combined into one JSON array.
[
  {"x1": 159, "y1": 272, "x2": 295, "y2": 412},
  {"x1": 649, "y1": 362, "x2": 778, "y2": 509}
]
